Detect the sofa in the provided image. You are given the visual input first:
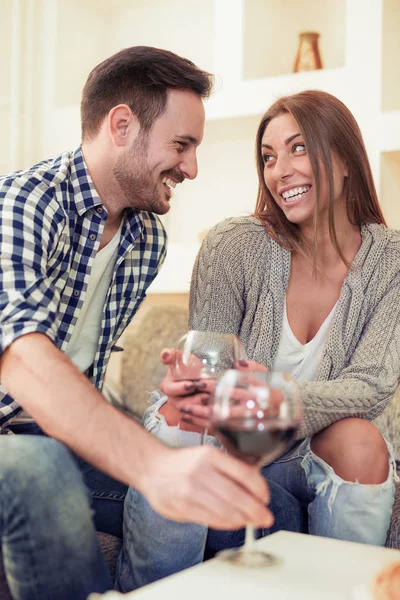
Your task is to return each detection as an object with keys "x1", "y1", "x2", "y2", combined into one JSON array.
[{"x1": 0, "y1": 302, "x2": 399, "y2": 598}]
